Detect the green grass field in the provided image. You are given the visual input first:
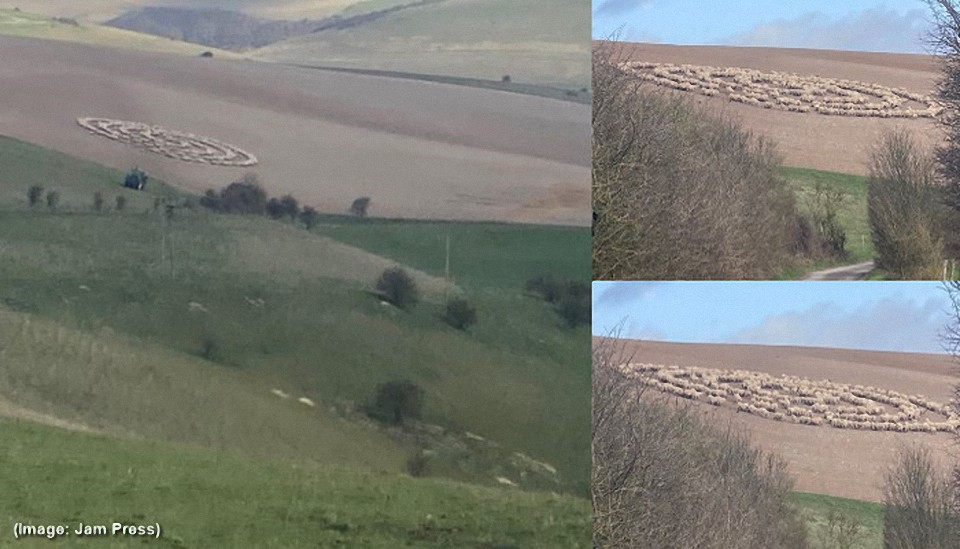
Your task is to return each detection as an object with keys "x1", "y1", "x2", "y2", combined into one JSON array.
[
  {"x1": 0, "y1": 419, "x2": 590, "y2": 548},
  {"x1": 0, "y1": 133, "x2": 590, "y2": 538},
  {"x1": 792, "y1": 492, "x2": 885, "y2": 549},
  {"x1": 779, "y1": 166, "x2": 874, "y2": 279},
  {"x1": 311, "y1": 217, "x2": 590, "y2": 292}
]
